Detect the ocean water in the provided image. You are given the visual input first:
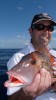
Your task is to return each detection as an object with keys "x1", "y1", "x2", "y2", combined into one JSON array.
[
  {"x1": 0, "y1": 49, "x2": 20, "y2": 75},
  {"x1": 0, "y1": 49, "x2": 20, "y2": 99}
]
